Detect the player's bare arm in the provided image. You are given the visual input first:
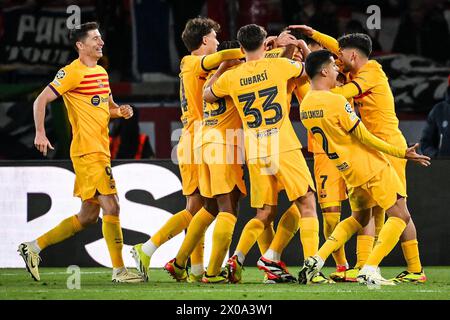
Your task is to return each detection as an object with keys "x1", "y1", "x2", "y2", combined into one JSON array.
[
  {"x1": 289, "y1": 25, "x2": 340, "y2": 54},
  {"x1": 287, "y1": 24, "x2": 314, "y2": 37},
  {"x1": 33, "y1": 86, "x2": 58, "y2": 156},
  {"x1": 351, "y1": 120, "x2": 431, "y2": 167},
  {"x1": 108, "y1": 95, "x2": 133, "y2": 119}
]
